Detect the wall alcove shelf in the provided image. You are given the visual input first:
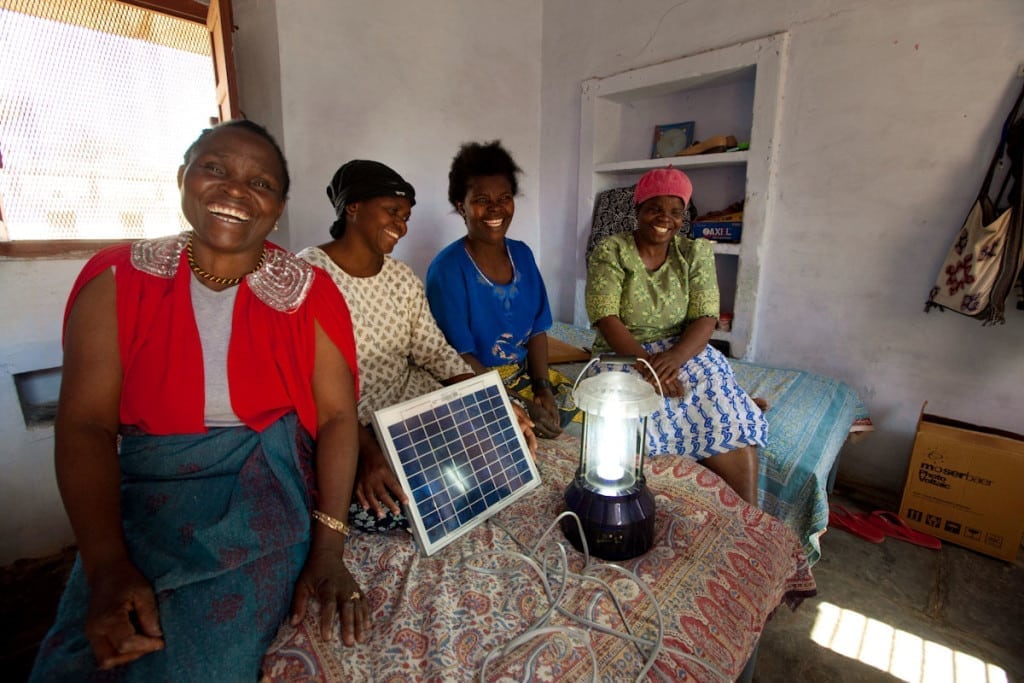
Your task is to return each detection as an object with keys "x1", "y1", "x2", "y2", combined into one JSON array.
[{"x1": 574, "y1": 33, "x2": 789, "y2": 360}]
